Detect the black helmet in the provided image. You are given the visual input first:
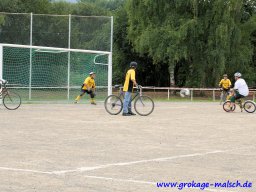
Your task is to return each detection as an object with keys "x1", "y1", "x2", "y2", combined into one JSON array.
[{"x1": 130, "y1": 61, "x2": 138, "y2": 68}]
